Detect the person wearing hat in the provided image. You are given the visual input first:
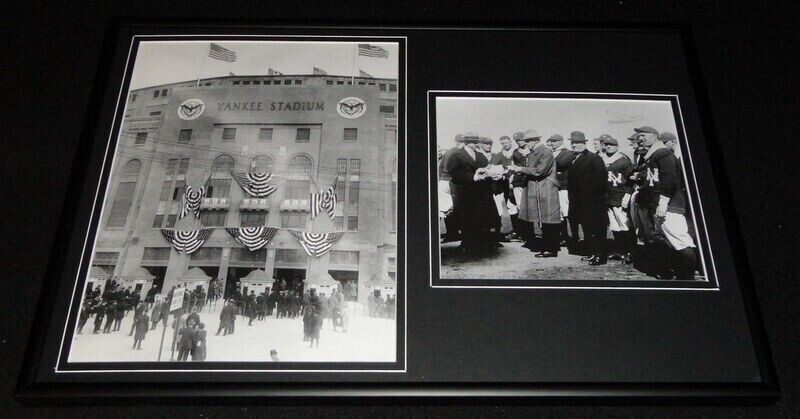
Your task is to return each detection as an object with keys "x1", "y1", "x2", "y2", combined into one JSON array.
[
  {"x1": 546, "y1": 133, "x2": 575, "y2": 247},
  {"x1": 508, "y1": 131, "x2": 532, "y2": 241},
  {"x1": 635, "y1": 126, "x2": 696, "y2": 279},
  {"x1": 445, "y1": 132, "x2": 497, "y2": 255},
  {"x1": 592, "y1": 135, "x2": 608, "y2": 156},
  {"x1": 489, "y1": 135, "x2": 519, "y2": 241},
  {"x1": 508, "y1": 129, "x2": 561, "y2": 257},
  {"x1": 438, "y1": 134, "x2": 465, "y2": 243},
  {"x1": 475, "y1": 136, "x2": 503, "y2": 244},
  {"x1": 601, "y1": 135, "x2": 635, "y2": 264},
  {"x1": 566, "y1": 130, "x2": 609, "y2": 265},
  {"x1": 477, "y1": 137, "x2": 494, "y2": 160}
]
